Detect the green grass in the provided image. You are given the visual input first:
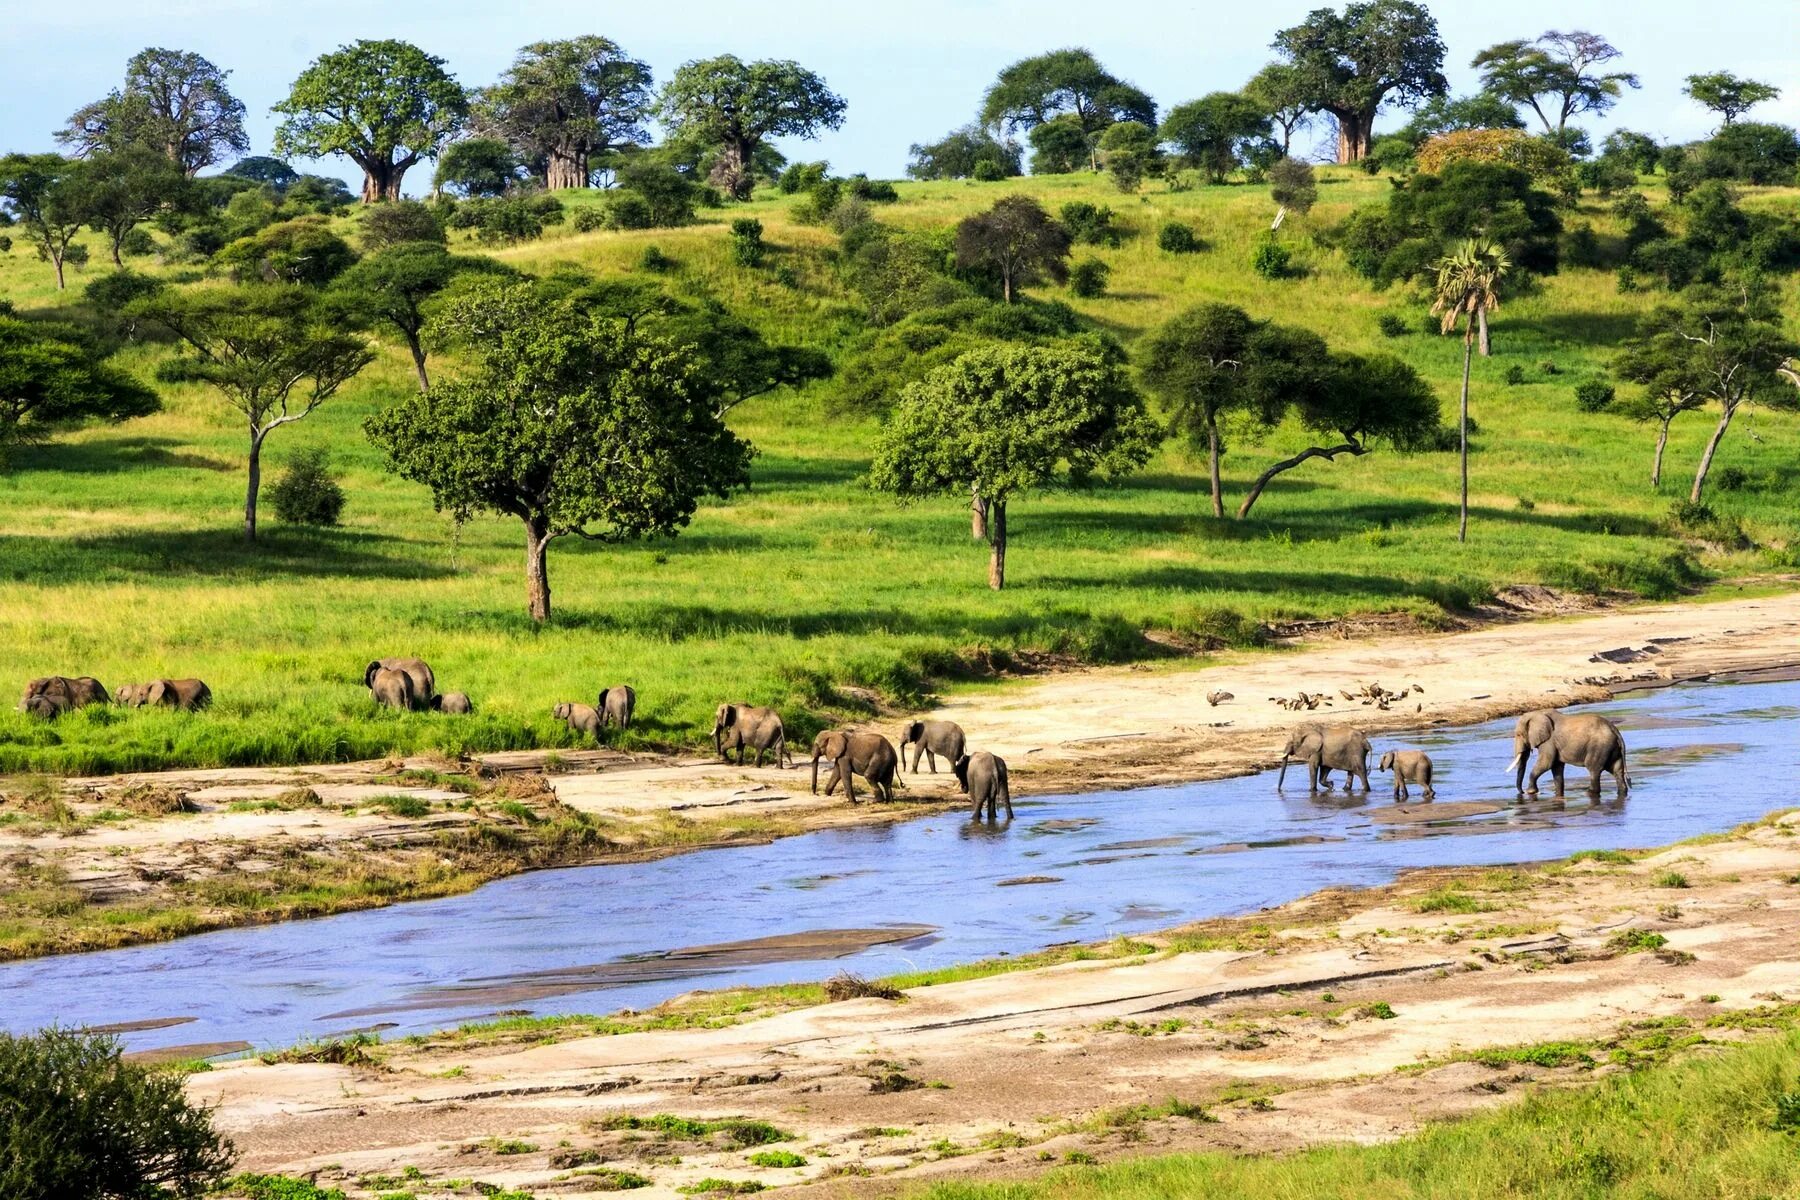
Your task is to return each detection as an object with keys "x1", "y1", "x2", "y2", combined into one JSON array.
[
  {"x1": 2, "y1": 170, "x2": 1797, "y2": 773},
  {"x1": 912, "y1": 1030, "x2": 1800, "y2": 1199}
]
